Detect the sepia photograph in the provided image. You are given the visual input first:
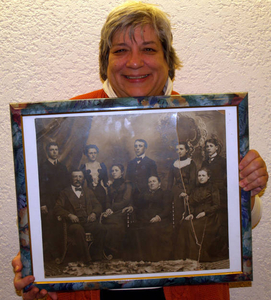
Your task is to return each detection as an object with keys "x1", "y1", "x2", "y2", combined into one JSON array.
[
  {"x1": 11, "y1": 94, "x2": 248, "y2": 291},
  {"x1": 35, "y1": 109, "x2": 230, "y2": 279}
]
